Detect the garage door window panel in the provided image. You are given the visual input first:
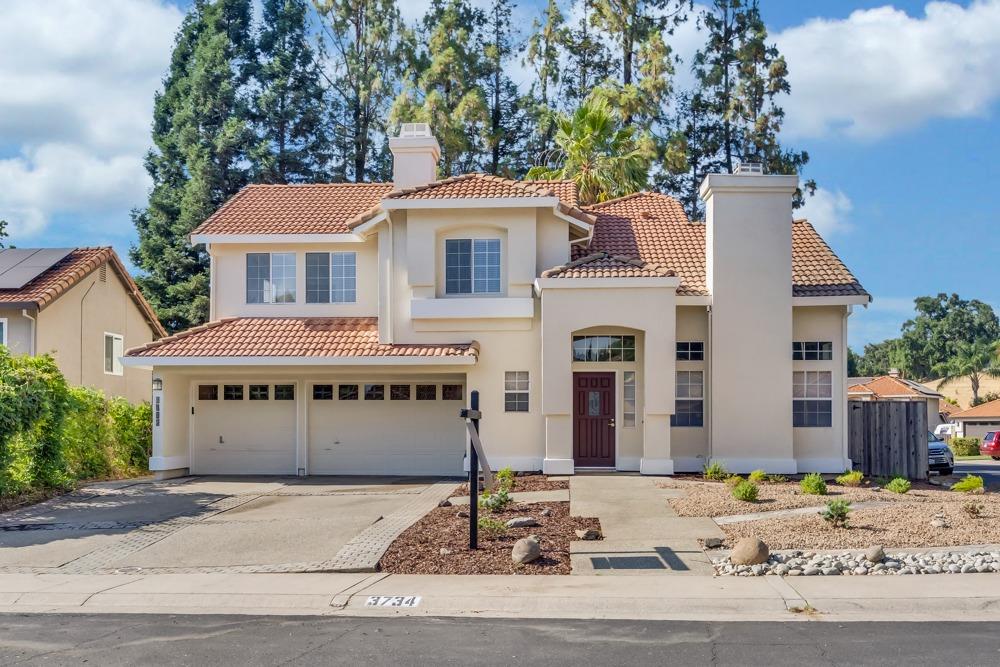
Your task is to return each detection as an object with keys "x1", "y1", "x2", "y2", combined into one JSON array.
[
  {"x1": 365, "y1": 384, "x2": 384, "y2": 400},
  {"x1": 275, "y1": 385, "x2": 295, "y2": 400},
  {"x1": 417, "y1": 385, "x2": 436, "y2": 400},
  {"x1": 198, "y1": 385, "x2": 218, "y2": 400},
  {"x1": 442, "y1": 384, "x2": 463, "y2": 400},
  {"x1": 249, "y1": 385, "x2": 269, "y2": 400},
  {"x1": 313, "y1": 384, "x2": 333, "y2": 400},
  {"x1": 391, "y1": 384, "x2": 411, "y2": 400},
  {"x1": 339, "y1": 384, "x2": 359, "y2": 400},
  {"x1": 224, "y1": 385, "x2": 244, "y2": 400}
]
